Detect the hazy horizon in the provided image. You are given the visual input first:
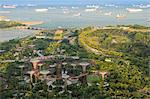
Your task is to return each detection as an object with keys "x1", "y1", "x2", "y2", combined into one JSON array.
[{"x1": 0, "y1": 0, "x2": 150, "y2": 6}]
